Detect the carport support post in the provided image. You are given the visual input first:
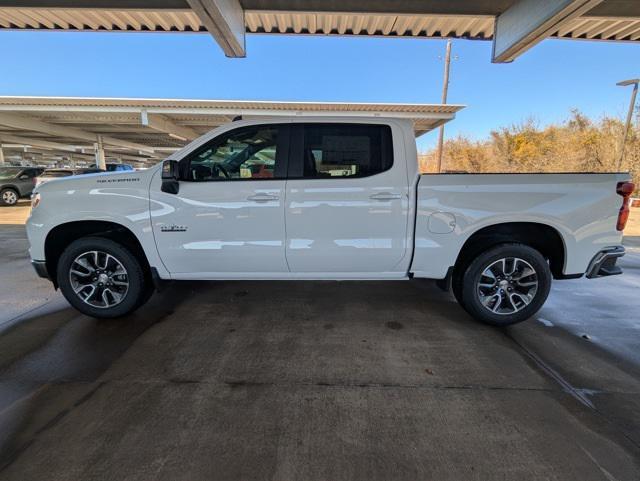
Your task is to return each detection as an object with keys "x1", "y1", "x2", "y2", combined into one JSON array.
[
  {"x1": 94, "y1": 135, "x2": 106, "y2": 170},
  {"x1": 0, "y1": 145, "x2": 4, "y2": 166}
]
